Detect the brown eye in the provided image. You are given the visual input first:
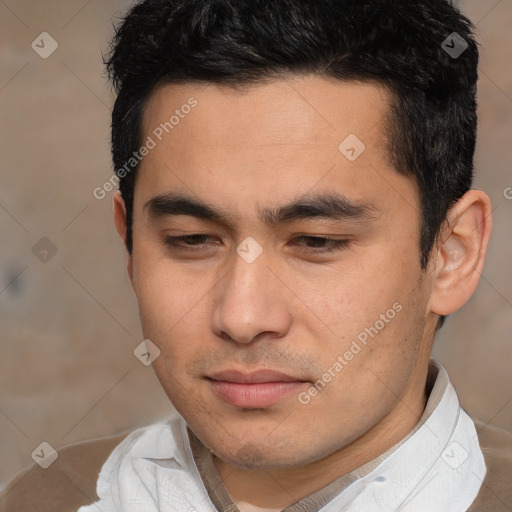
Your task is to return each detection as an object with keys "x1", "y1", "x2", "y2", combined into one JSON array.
[
  {"x1": 290, "y1": 236, "x2": 350, "y2": 254},
  {"x1": 163, "y1": 234, "x2": 218, "y2": 253}
]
